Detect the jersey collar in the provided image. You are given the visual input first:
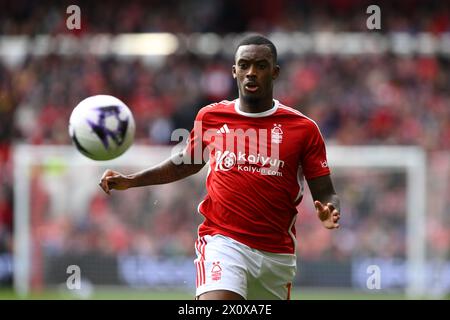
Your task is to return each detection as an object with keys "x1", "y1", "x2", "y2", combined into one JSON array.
[{"x1": 234, "y1": 99, "x2": 279, "y2": 118}]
